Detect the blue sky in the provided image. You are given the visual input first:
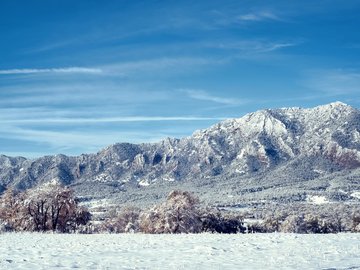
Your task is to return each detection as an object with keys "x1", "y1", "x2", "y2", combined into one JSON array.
[{"x1": 1, "y1": 0, "x2": 360, "y2": 157}]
